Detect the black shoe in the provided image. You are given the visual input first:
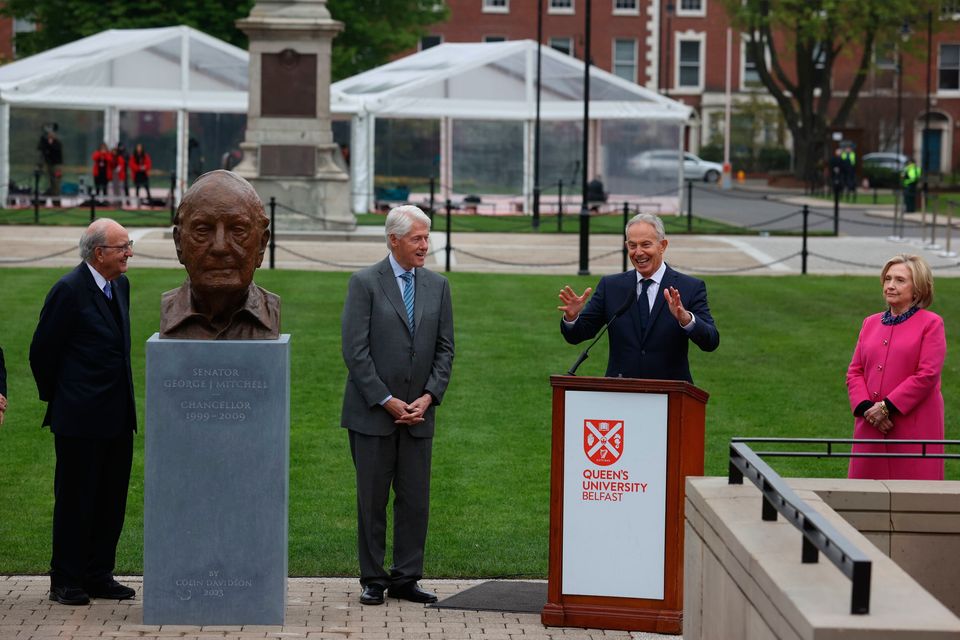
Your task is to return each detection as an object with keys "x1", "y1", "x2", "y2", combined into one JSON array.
[
  {"x1": 49, "y1": 586, "x2": 90, "y2": 606},
  {"x1": 388, "y1": 582, "x2": 438, "y2": 604},
  {"x1": 359, "y1": 583, "x2": 385, "y2": 605},
  {"x1": 84, "y1": 579, "x2": 135, "y2": 600}
]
